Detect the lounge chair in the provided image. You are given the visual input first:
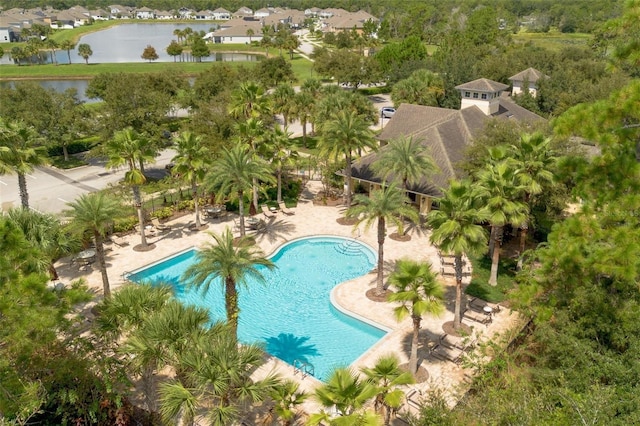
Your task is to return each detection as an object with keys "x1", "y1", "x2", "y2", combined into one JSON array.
[
  {"x1": 439, "y1": 333, "x2": 476, "y2": 351},
  {"x1": 261, "y1": 204, "x2": 277, "y2": 219},
  {"x1": 278, "y1": 201, "x2": 295, "y2": 215},
  {"x1": 468, "y1": 297, "x2": 501, "y2": 313},
  {"x1": 151, "y1": 218, "x2": 171, "y2": 232},
  {"x1": 431, "y1": 344, "x2": 465, "y2": 364},
  {"x1": 463, "y1": 309, "x2": 492, "y2": 325}
]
